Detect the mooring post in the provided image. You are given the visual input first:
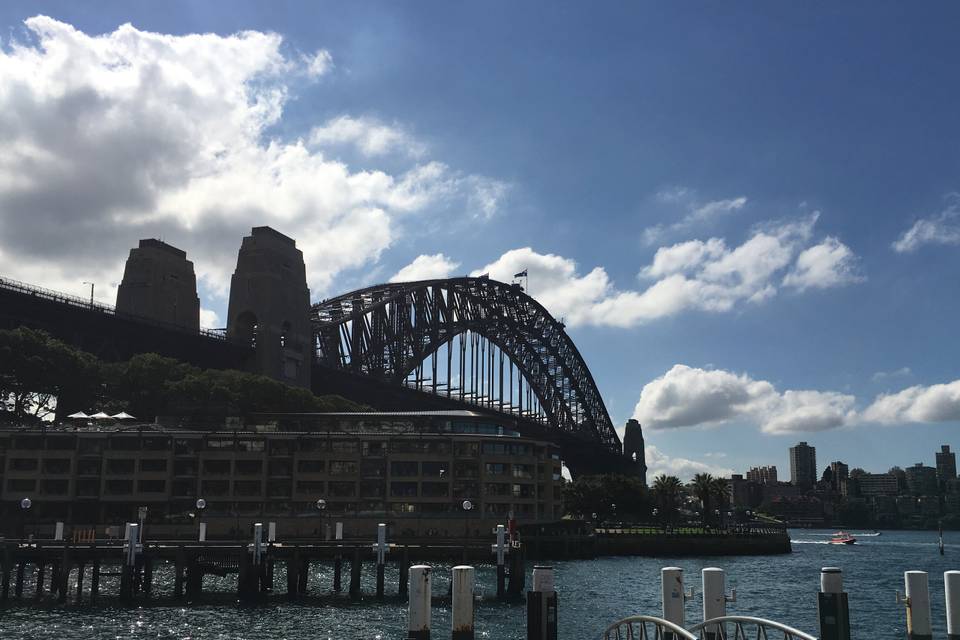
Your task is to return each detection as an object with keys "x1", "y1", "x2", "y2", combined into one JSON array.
[
  {"x1": 702, "y1": 568, "x2": 734, "y2": 640},
  {"x1": 142, "y1": 553, "x2": 153, "y2": 599},
  {"x1": 818, "y1": 567, "x2": 851, "y2": 640},
  {"x1": 74, "y1": 561, "x2": 85, "y2": 606},
  {"x1": 399, "y1": 544, "x2": 410, "y2": 599},
  {"x1": 238, "y1": 544, "x2": 251, "y2": 602},
  {"x1": 286, "y1": 547, "x2": 300, "y2": 598},
  {"x1": 333, "y1": 521, "x2": 343, "y2": 592},
  {"x1": 349, "y1": 545, "x2": 362, "y2": 600},
  {"x1": 298, "y1": 553, "x2": 309, "y2": 595},
  {"x1": 56, "y1": 543, "x2": 70, "y2": 604},
  {"x1": 251, "y1": 522, "x2": 264, "y2": 597},
  {"x1": 452, "y1": 565, "x2": 476, "y2": 640},
  {"x1": 186, "y1": 552, "x2": 202, "y2": 600},
  {"x1": 174, "y1": 546, "x2": 185, "y2": 600},
  {"x1": 120, "y1": 523, "x2": 138, "y2": 603},
  {"x1": 407, "y1": 564, "x2": 432, "y2": 640},
  {"x1": 35, "y1": 558, "x2": 45, "y2": 600},
  {"x1": 493, "y1": 524, "x2": 508, "y2": 600},
  {"x1": 661, "y1": 567, "x2": 689, "y2": 640},
  {"x1": 15, "y1": 555, "x2": 25, "y2": 598},
  {"x1": 90, "y1": 549, "x2": 100, "y2": 604},
  {"x1": 900, "y1": 570, "x2": 932, "y2": 640},
  {"x1": 54, "y1": 522, "x2": 64, "y2": 541},
  {"x1": 374, "y1": 523, "x2": 388, "y2": 598},
  {"x1": 507, "y1": 542, "x2": 525, "y2": 598},
  {"x1": 268, "y1": 522, "x2": 277, "y2": 543},
  {"x1": 945, "y1": 570, "x2": 960, "y2": 640},
  {"x1": 527, "y1": 565, "x2": 558, "y2": 640},
  {"x1": 1, "y1": 543, "x2": 10, "y2": 602}
]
